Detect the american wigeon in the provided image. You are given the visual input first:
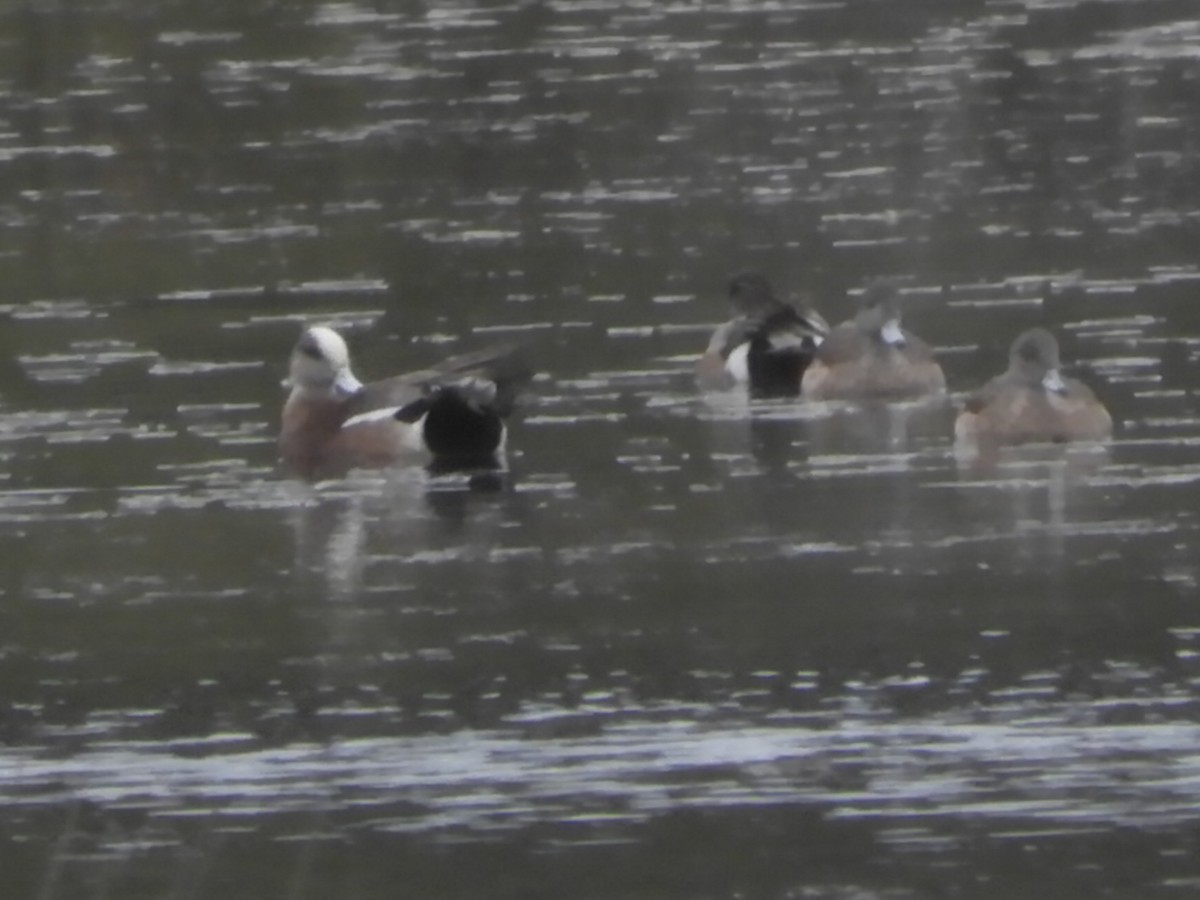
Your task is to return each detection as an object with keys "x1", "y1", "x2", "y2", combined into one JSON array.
[
  {"x1": 955, "y1": 327, "x2": 1112, "y2": 446},
  {"x1": 279, "y1": 326, "x2": 529, "y2": 480},
  {"x1": 801, "y1": 281, "x2": 945, "y2": 401},
  {"x1": 696, "y1": 272, "x2": 830, "y2": 397}
]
